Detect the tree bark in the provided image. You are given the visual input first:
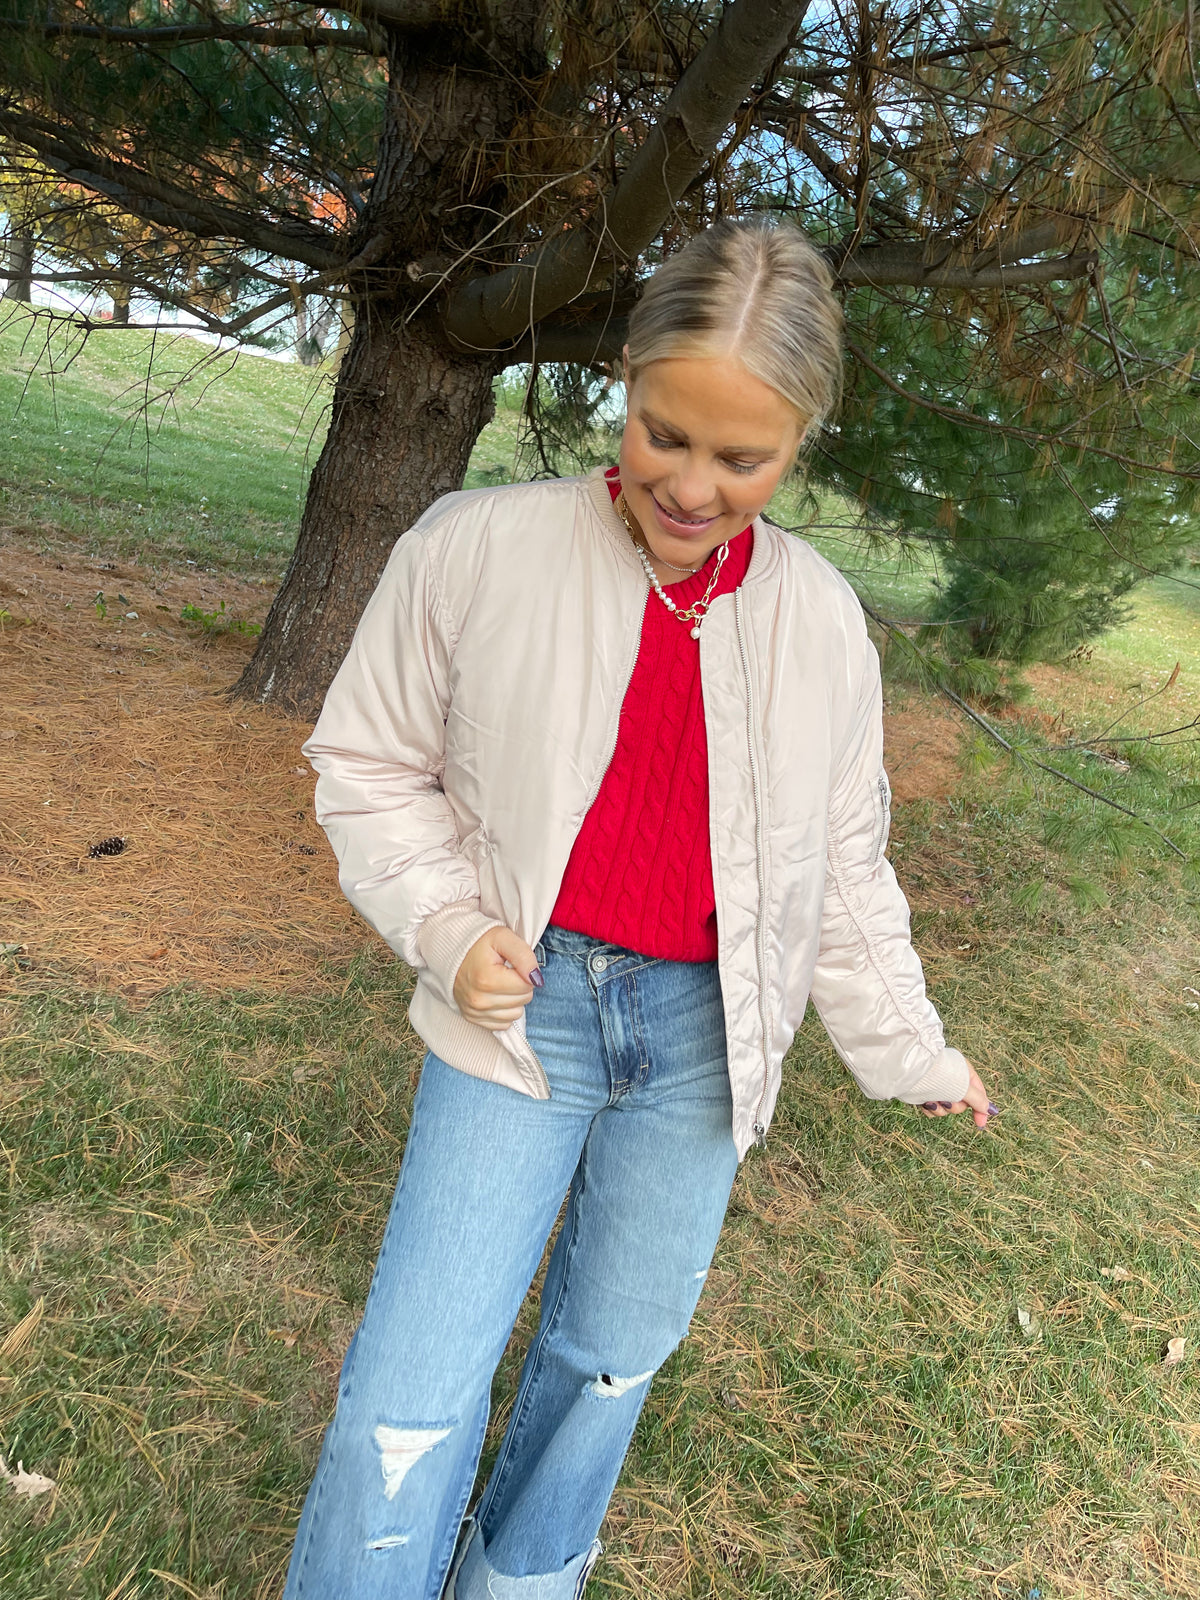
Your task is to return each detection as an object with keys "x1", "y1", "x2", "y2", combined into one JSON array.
[
  {"x1": 2, "y1": 237, "x2": 34, "y2": 301},
  {"x1": 234, "y1": 307, "x2": 497, "y2": 716},
  {"x1": 235, "y1": 12, "x2": 538, "y2": 715}
]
